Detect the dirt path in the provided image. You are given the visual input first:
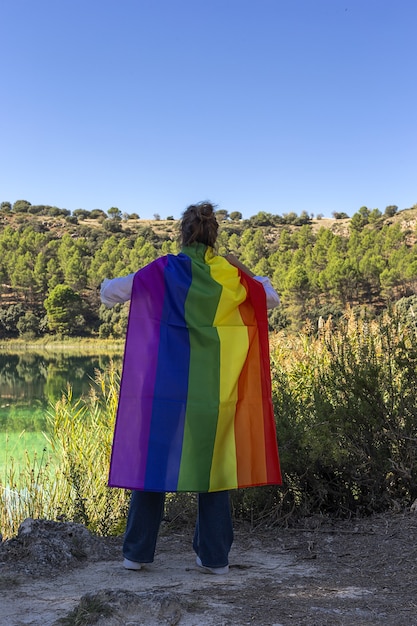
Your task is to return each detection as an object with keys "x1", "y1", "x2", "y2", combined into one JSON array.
[{"x1": 1, "y1": 512, "x2": 417, "y2": 625}]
